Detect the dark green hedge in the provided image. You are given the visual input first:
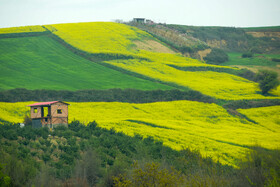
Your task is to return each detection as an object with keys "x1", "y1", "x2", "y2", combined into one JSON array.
[{"x1": 0, "y1": 88, "x2": 216, "y2": 103}]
